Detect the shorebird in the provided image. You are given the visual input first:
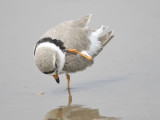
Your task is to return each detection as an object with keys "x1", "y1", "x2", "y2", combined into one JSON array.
[{"x1": 34, "y1": 14, "x2": 114, "y2": 89}]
